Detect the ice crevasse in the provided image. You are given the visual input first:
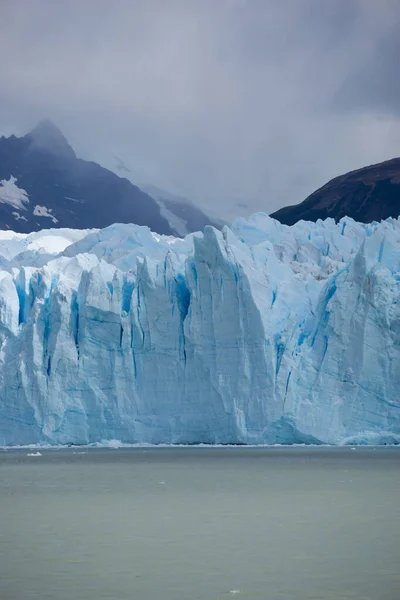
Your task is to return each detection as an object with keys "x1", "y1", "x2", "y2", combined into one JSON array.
[{"x1": 0, "y1": 213, "x2": 399, "y2": 446}]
